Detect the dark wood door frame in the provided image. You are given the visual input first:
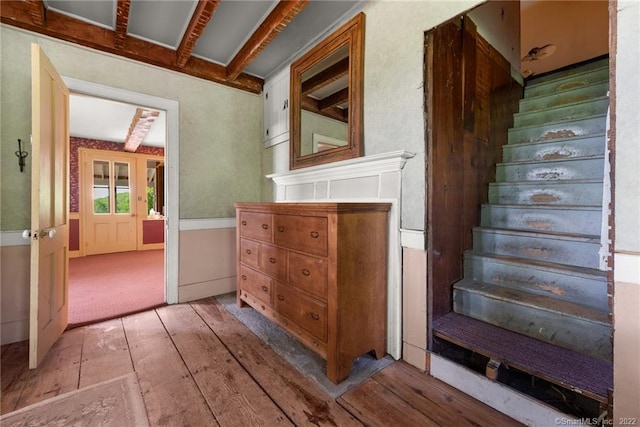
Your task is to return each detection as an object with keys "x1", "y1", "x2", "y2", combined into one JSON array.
[{"x1": 424, "y1": 15, "x2": 522, "y2": 349}]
